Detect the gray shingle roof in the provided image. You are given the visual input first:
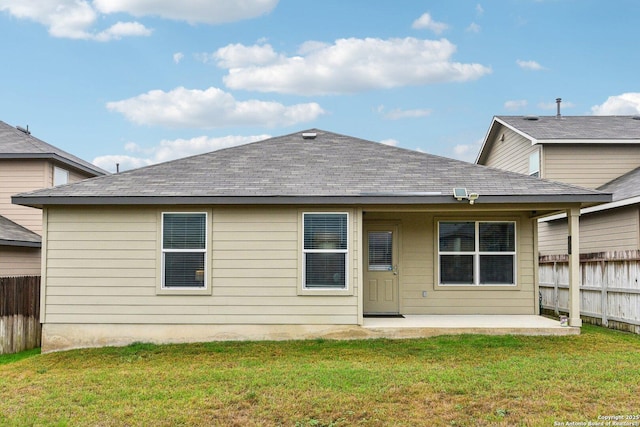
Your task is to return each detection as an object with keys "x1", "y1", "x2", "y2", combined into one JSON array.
[
  {"x1": 0, "y1": 120, "x2": 108, "y2": 176},
  {"x1": 496, "y1": 116, "x2": 640, "y2": 141},
  {"x1": 598, "y1": 167, "x2": 640, "y2": 202},
  {"x1": 0, "y1": 214, "x2": 41, "y2": 247},
  {"x1": 13, "y1": 129, "x2": 610, "y2": 207}
]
